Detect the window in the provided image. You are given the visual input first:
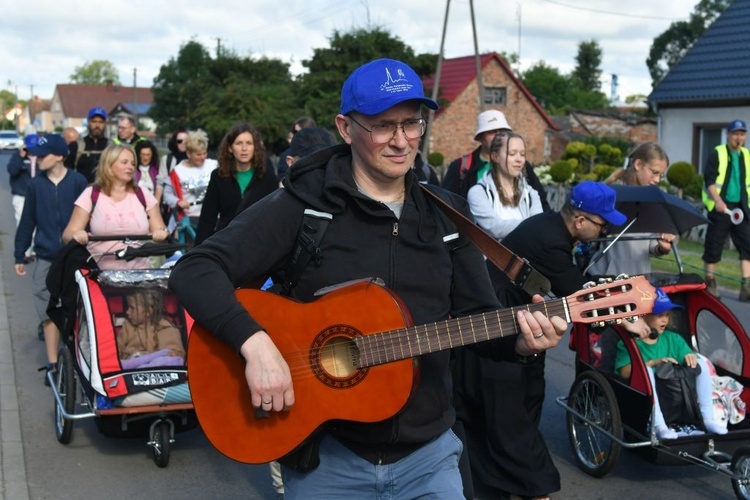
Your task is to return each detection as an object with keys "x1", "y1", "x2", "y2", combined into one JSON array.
[
  {"x1": 696, "y1": 309, "x2": 743, "y2": 374},
  {"x1": 483, "y1": 86, "x2": 507, "y2": 106},
  {"x1": 694, "y1": 125, "x2": 724, "y2": 174}
]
